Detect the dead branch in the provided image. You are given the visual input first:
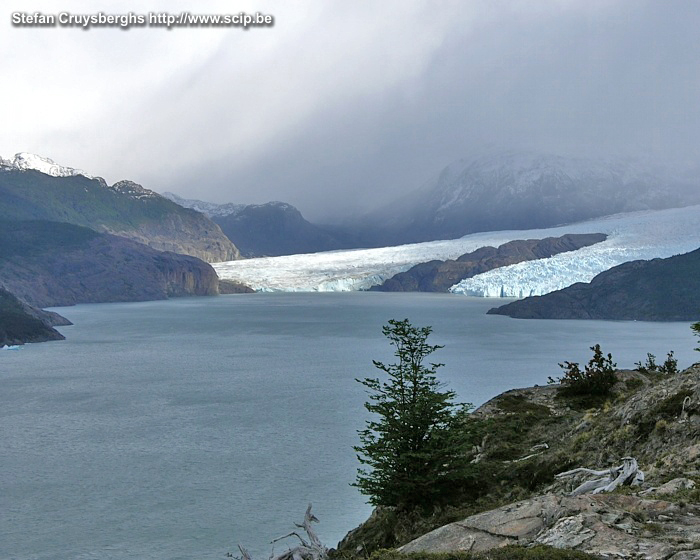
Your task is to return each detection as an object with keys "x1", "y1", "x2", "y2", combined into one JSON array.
[
  {"x1": 237, "y1": 504, "x2": 328, "y2": 560},
  {"x1": 556, "y1": 457, "x2": 644, "y2": 496}
]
